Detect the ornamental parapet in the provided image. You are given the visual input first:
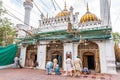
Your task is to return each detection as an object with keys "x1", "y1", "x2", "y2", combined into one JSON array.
[
  {"x1": 78, "y1": 20, "x2": 102, "y2": 28},
  {"x1": 79, "y1": 25, "x2": 112, "y2": 32},
  {"x1": 39, "y1": 15, "x2": 77, "y2": 26}
]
